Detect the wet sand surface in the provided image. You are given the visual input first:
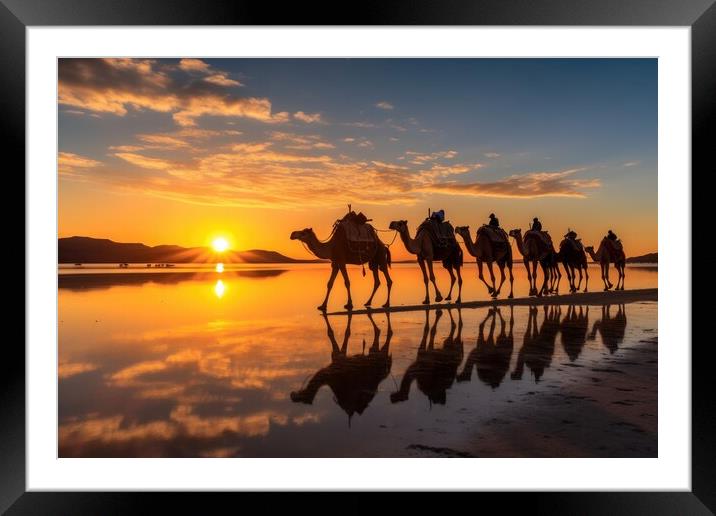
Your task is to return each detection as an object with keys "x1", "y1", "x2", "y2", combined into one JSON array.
[{"x1": 58, "y1": 264, "x2": 657, "y2": 457}]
